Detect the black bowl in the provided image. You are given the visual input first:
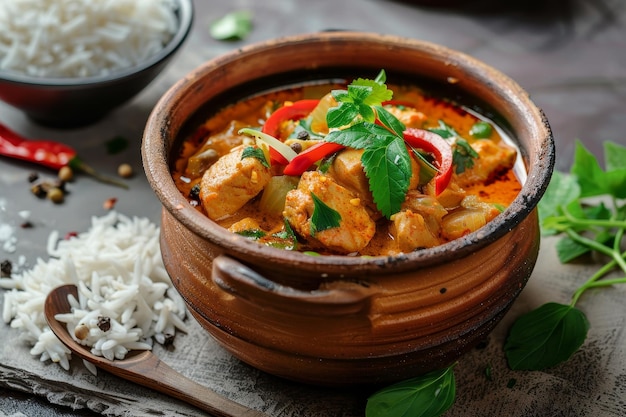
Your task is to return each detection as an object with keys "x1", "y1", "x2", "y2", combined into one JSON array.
[{"x1": 0, "y1": 0, "x2": 193, "y2": 128}]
